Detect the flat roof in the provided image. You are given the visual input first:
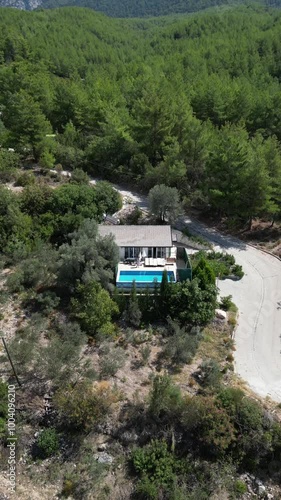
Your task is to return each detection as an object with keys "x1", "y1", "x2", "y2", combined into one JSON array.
[{"x1": 98, "y1": 225, "x2": 173, "y2": 247}]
